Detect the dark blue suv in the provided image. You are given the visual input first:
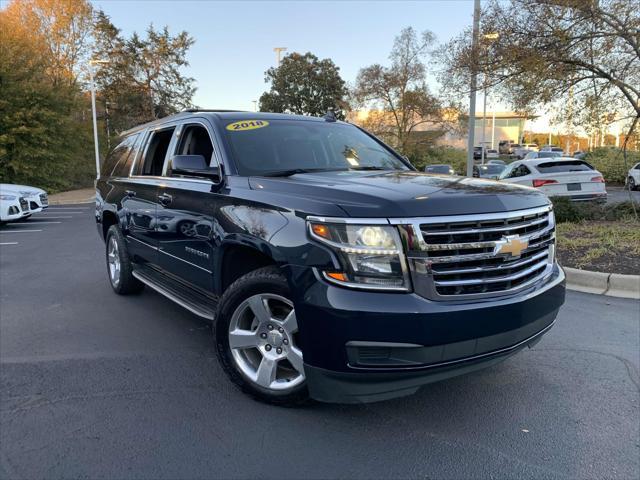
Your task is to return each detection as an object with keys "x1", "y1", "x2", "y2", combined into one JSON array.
[{"x1": 95, "y1": 110, "x2": 565, "y2": 405}]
